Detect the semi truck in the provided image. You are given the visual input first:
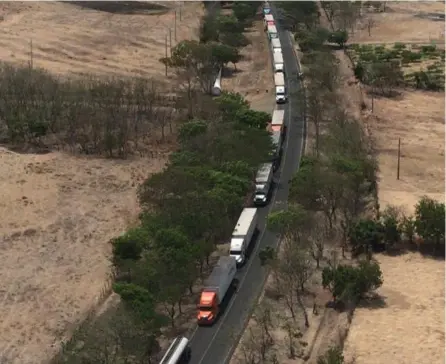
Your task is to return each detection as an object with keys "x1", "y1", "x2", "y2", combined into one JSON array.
[
  {"x1": 159, "y1": 336, "x2": 191, "y2": 364},
  {"x1": 270, "y1": 130, "x2": 283, "y2": 171},
  {"x1": 271, "y1": 38, "x2": 282, "y2": 53},
  {"x1": 229, "y1": 208, "x2": 259, "y2": 265},
  {"x1": 253, "y1": 163, "x2": 274, "y2": 206},
  {"x1": 273, "y1": 52, "x2": 284, "y2": 73},
  {"x1": 264, "y1": 14, "x2": 274, "y2": 29},
  {"x1": 274, "y1": 73, "x2": 287, "y2": 104},
  {"x1": 271, "y1": 108, "x2": 286, "y2": 137},
  {"x1": 197, "y1": 256, "x2": 237, "y2": 325},
  {"x1": 267, "y1": 24, "x2": 278, "y2": 39}
]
